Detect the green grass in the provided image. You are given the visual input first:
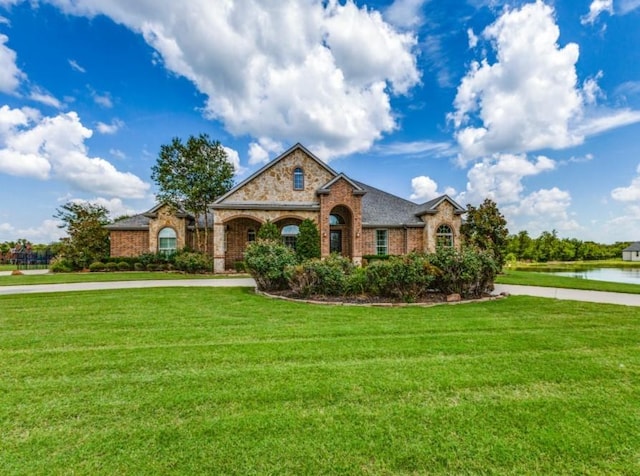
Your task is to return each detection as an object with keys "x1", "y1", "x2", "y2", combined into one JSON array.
[
  {"x1": 1, "y1": 288, "x2": 639, "y2": 474},
  {"x1": 512, "y1": 259, "x2": 640, "y2": 270},
  {"x1": 0, "y1": 271, "x2": 247, "y2": 286},
  {"x1": 497, "y1": 269, "x2": 640, "y2": 294}
]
